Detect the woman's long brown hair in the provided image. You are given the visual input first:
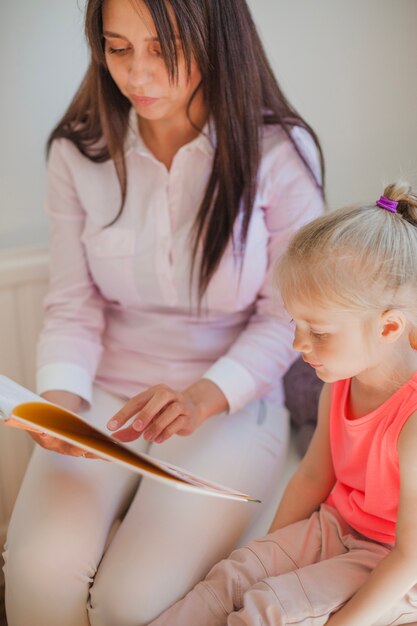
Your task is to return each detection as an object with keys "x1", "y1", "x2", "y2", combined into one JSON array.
[{"x1": 48, "y1": 0, "x2": 324, "y2": 299}]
